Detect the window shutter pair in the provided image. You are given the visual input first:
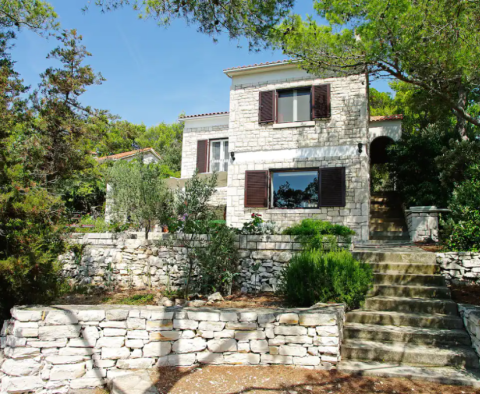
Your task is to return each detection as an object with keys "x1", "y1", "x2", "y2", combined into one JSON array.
[
  {"x1": 258, "y1": 84, "x2": 331, "y2": 123},
  {"x1": 244, "y1": 167, "x2": 345, "y2": 208},
  {"x1": 196, "y1": 140, "x2": 208, "y2": 173}
]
